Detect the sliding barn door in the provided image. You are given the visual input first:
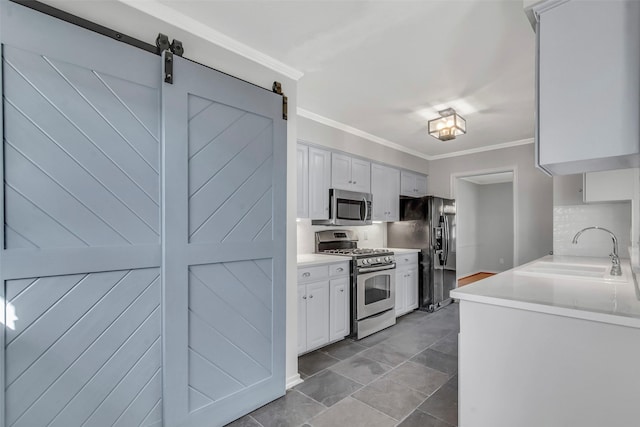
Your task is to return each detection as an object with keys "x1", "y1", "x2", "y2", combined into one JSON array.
[
  {"x1": 161, "y1": 52, "x2": 287, "y2": 426},
  {"x1": 0, "y1": 3, "x2": 163, "y2": 427}
]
